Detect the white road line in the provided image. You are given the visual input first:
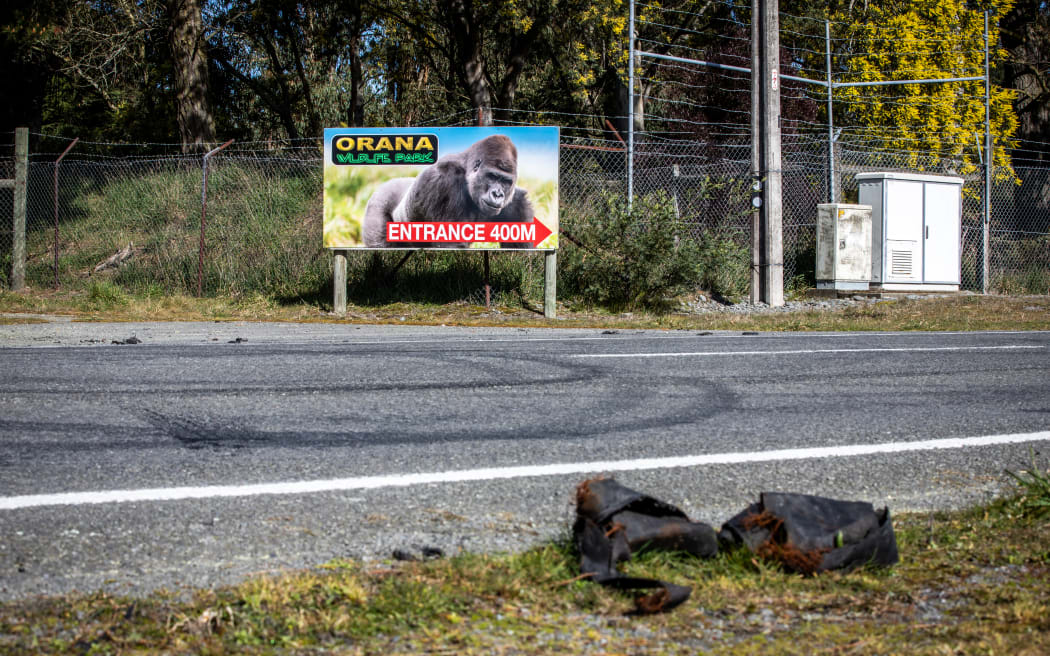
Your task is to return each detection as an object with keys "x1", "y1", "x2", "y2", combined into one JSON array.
[
  {"x1": 235, "y1": 330, "x2": 1050, "y2": 347},
  {"x1": 571, "y1": 345, "x2": 1045, "y2": 358},
  {"x1": 331, "y1": 329, "x2": 1050, "y2": 346},
  {"x1": 308, "y1": 331, "x2": 1050, "y2": 346},
  {"x1": 2, "y1": 431, "x2": 1048, "y2": 511}
]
